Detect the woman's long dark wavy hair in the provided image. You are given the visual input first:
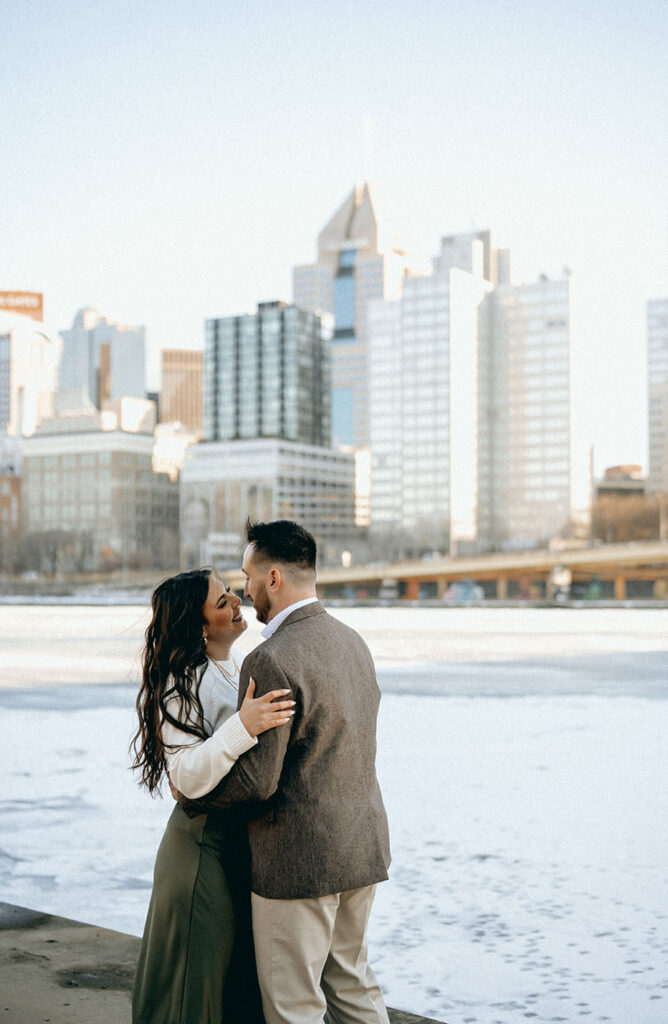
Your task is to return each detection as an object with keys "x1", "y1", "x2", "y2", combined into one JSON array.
[{"x1": 131, "y1": 568, "x2": 212, "y2": 794}]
